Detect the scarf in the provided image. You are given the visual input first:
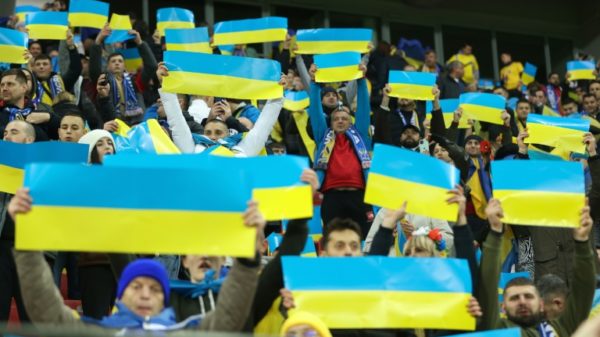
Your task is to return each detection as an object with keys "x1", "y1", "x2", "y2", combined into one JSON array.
[
  {"x1": 466, "y1": 156, "x2": 492, "y2": 219},
  {"x1": 396, "y1": 109, "x2": 419, "y2": 129},
  {"x1": 192, "y1": 133, "x2": 242, "y2": 150},
  {"x1": 5, "y1": 105, "x2": 33, "y2": 121},
  {"x1": 546, "y1": 85, "x2": 560, "y2": 111},
  {"x1": 110, "y1": 73, "x2": 143, "y2": 117},
  {"x1": 536, "y1": 321, "x2": 557, "y2": 337},
  {"x1": 40, "y1": 74, "x2": 64, "y2": 106},
  {"x1": 314, "y1": 125, "x2": 371, "y2": 171}
]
